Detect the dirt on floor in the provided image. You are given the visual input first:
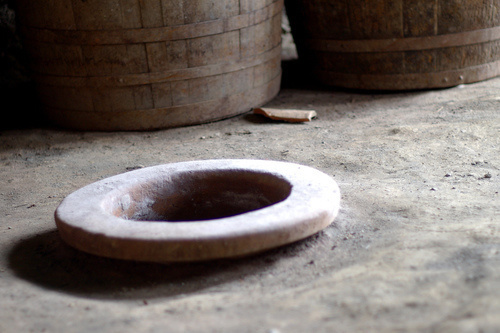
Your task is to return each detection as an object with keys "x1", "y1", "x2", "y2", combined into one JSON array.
[{"x1": 1, "y1": 26, "x2": 500, "y2": 332}]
